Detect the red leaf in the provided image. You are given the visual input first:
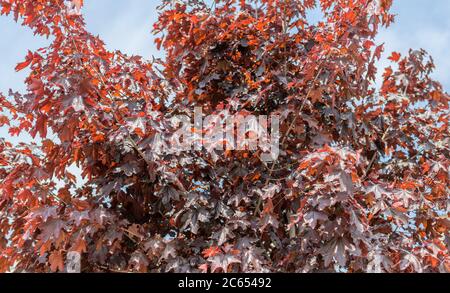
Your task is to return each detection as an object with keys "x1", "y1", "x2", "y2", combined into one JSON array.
[
  {"x1": 363, "y1": 40, "x2": 375, "y2": 50},
  {"x1": 0, "y1": 2, "x2": 12, "y2": 15},
  {"x1": 388, "y1": 52, "x2": 401, "y2": 62},
  {"x1": 15, "y1": 51, "x2": 33, "y2": 72}
]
